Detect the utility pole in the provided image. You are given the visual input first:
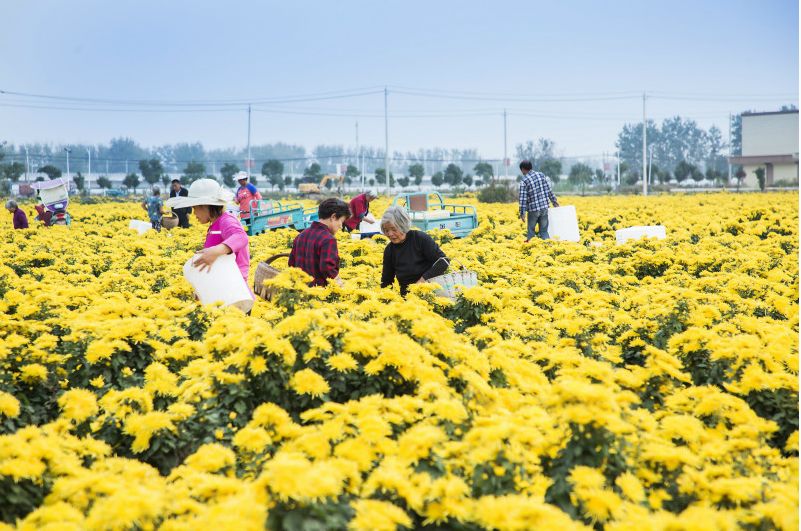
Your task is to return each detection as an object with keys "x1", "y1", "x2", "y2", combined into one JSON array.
[
  {"x1": 503, "y1": 109, "x2": 508, "y2": 181},
  {"x1": 246, "y1": 104, "x2": 252, "y2": 180},
  {"x1": 728, "y1": 112, "x2": 733, "y2": 184},
  {"x1": 23, "y1": 146, "x2": 29, "y2": 182},
  {"x1": 64, "y1": 148, "x2": 72, "y2": 181},
  {"x1": 642, "y1": 91, "x2": 647, "y2": 196},
  {"x1": 355, "y1": 120, "x2": 359, "y2": 192},
  {"x1": 86, "y1": 148, "x2": 91, "y2": 194},
  {"x1": 384, "y1": 86, "x2": 390, "y2": 195}
]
